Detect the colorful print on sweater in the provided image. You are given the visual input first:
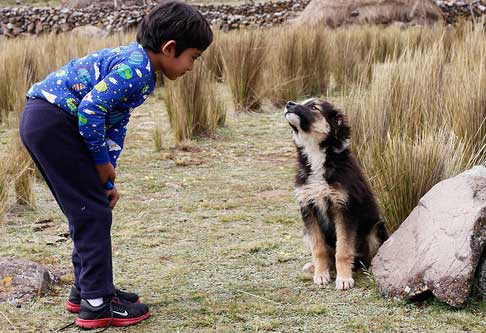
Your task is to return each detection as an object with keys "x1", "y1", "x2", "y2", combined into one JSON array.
[{"x1": 27, "y1": 42, "x2": 156, "y2": 167}]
